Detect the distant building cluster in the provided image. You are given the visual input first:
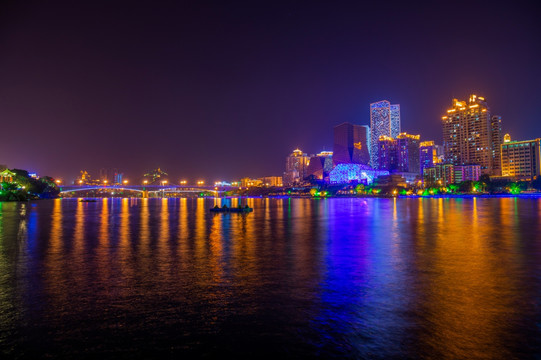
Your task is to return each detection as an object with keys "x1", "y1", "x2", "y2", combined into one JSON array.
[
  {"x1": 284, "y1": 94, "x2": 540, "y2": 186},
  {"x1": 75, "y1": 168, "x2": 125, "y2": 185}
]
